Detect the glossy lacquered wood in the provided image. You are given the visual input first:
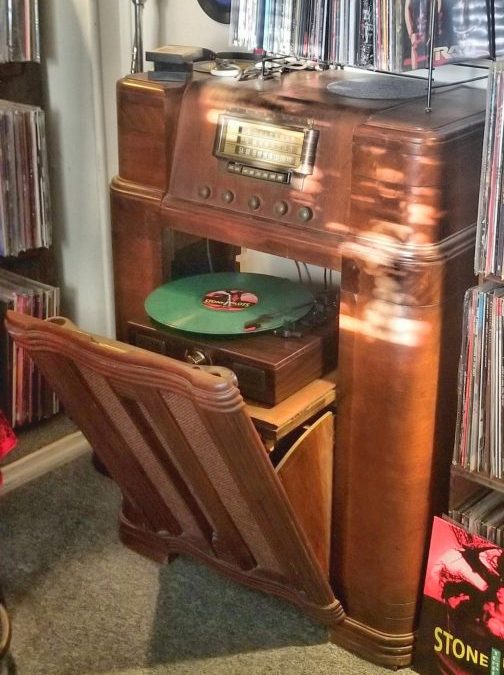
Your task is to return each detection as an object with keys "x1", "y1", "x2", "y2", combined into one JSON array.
[
  {"x1": 276, "y1": 411, "x2": 334, "y2": 575},
  {"x1": 110, "y1": 69, "x2": 485, "y2": 667},
  {"x1": 128, "y1": 311, "x2": 337, "y2": 405},
  {"x1": 5, "y1": 310, "x2": 345, "y2": 627}
]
